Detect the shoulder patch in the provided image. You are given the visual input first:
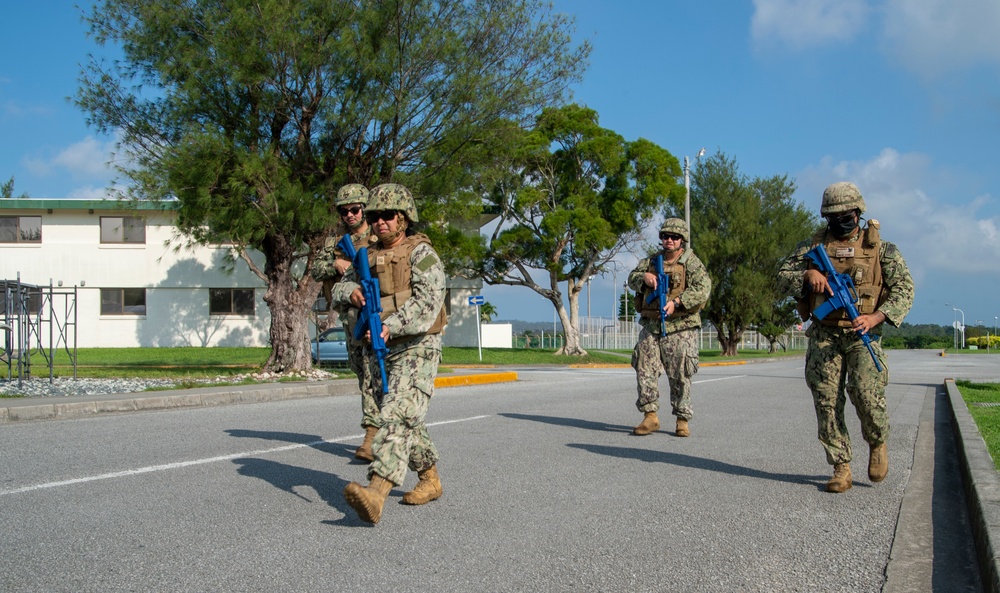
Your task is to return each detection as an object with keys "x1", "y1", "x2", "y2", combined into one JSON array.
[
  {"x1": 414, "y1": 253, "x2": 440, "y2": 273},
  {"x1": 883, "y1": 242, "x2": 897, "y2": 257}
]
